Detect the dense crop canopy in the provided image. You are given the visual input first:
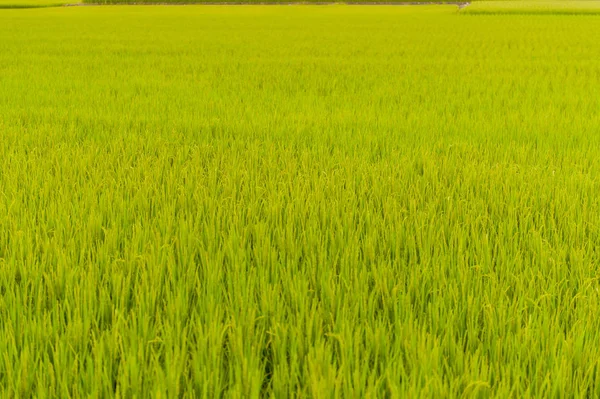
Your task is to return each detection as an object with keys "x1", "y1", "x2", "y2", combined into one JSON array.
[{"x1": 1, "y1": 5, "x2": 600, "y2": 397}]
